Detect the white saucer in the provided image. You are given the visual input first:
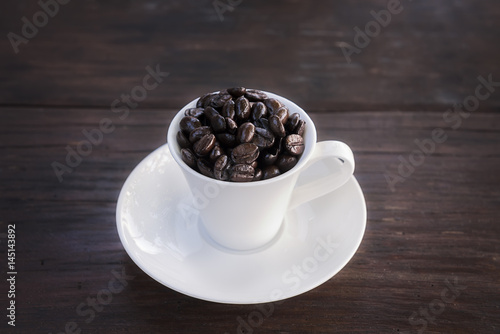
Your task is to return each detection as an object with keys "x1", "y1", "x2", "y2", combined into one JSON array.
[{"x1": 116, "y1": 144, "x2": 366, "y2": 304}]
